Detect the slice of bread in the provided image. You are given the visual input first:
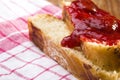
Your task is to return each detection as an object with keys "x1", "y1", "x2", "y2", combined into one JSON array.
[
  {"x1": 63, "y1": 0, "x2": 120, "y2": 72},
  {"x1": 28, "y1": 14, "x2": 119, "y2": 80}
]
